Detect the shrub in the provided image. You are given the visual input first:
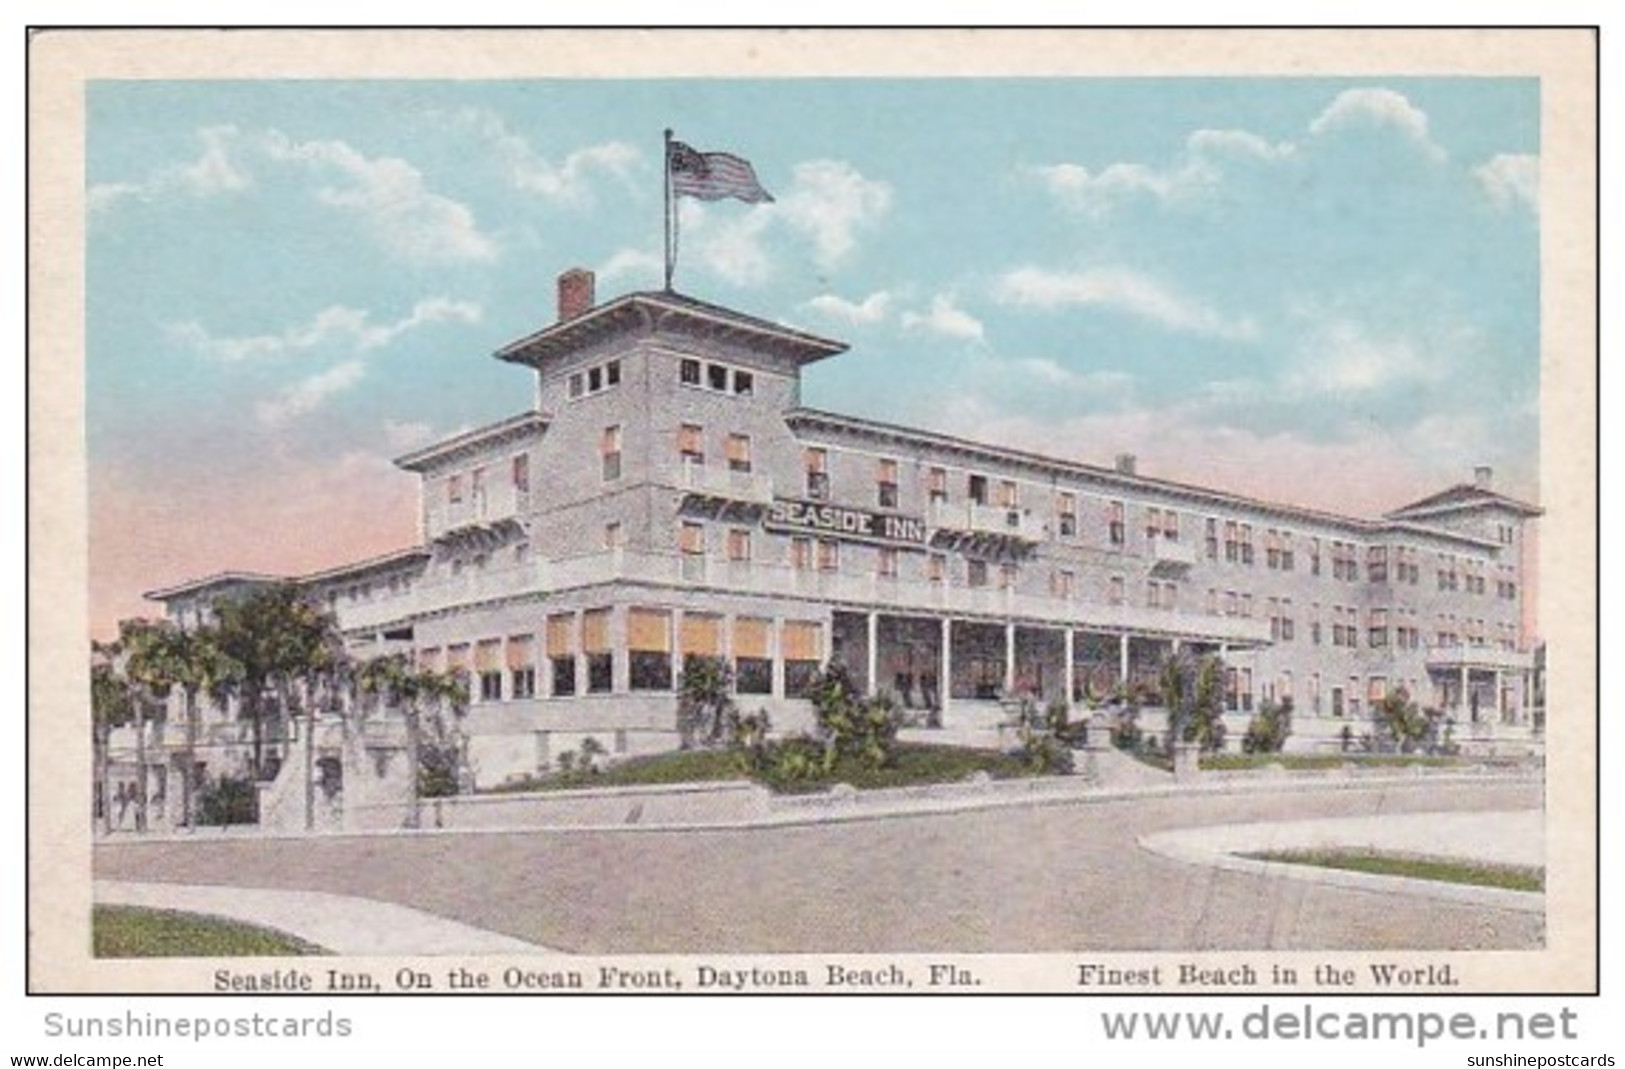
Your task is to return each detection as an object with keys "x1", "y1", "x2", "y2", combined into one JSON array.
[
  {"x1": 751, "y1": 734, "x2": 829, "y2": 791},
  {"x1": 418, "y1": 740, "x2": 462, "y2": 798},
  {"x1": 677, "y1": 656, "x2": 737, "y2": 749},
  {"x1": 806, "y1": 662, "x2": 901, "y2": 773},
  {"x1": 195, "y1": 773, "x2": 258, "y2": 826},
  {"x1": 1112, "y1": 708, "x2": 1143, "y2": 752},
  {"x1": 1242, "y1": 697, "x2": 1294, "y2": 754}
]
